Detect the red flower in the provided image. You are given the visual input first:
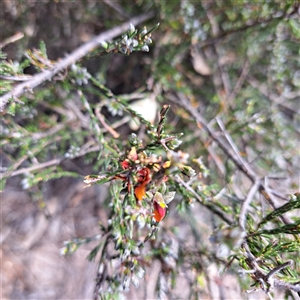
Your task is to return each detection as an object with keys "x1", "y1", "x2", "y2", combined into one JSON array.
[
  {"x1": 153, "y1": 201, "x2": 167, "y2": 222},
  {"x1": 134, "y1": 167, "x2": 151, "y2": 201}
]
